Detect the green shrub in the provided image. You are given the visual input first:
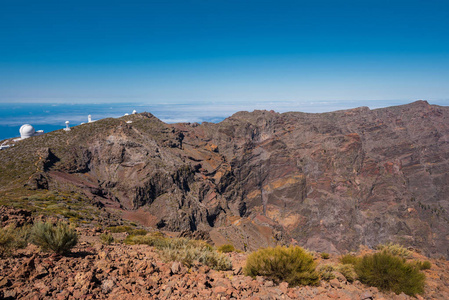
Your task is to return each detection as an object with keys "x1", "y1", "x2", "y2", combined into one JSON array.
[
  {"x1": 164, "y1": 242, "x2": 231, "y2": 271},
  {"x1": 100, "y1": 233, "x2": 114, "y2": 245},
  {"x1": 125, "y1": 233, "x2": 231, "y2": 270},
  {"x1": 0, "y1": 225, "x2": 30, "y2": 256},
  {"x1": 130, "y1": 229, "x2": 148, "y2": 236},
  {"x1": 0, "y1": 227, "x2": 15, "y2": 256},
  {"x1": 218, "y1": 244, "x2": 236, "y2": 253},
  {"x1": 318, "y1": 264, "x2": 335, "y2": 281},
  {"x1": 376, "y1": 242, "x2": 410, "y2": 258},
  {"x1": 12, "y1": 225, "x2": 30, "y2": 249},
  {"x1": 355, "y1": 251, "x2": 425, "y2": 296},
  {"x1": 321, "y1": 252, "x2": 330, "y2": 259},
  {"x1": 31, "y1": 221, "x2": 78, "y2": 255},
  {"x1": 340, "y1": 254, "x2": 360, "y2": 265},
  {"x1": 415, "y1": 260, "x2": 431, "y2": 270},
  {"x1": 124, "y1": 232, "x2": 170, "y2": 248},
  {"x1": 336, "y1": 263, "x2": 357, "y2": 283},
  {"x1": 107, "y1": 225, "x2": 133, "y2": 233},
  {"x1": 244, "y1": 246, "x2": 319, "y2": 287}
]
